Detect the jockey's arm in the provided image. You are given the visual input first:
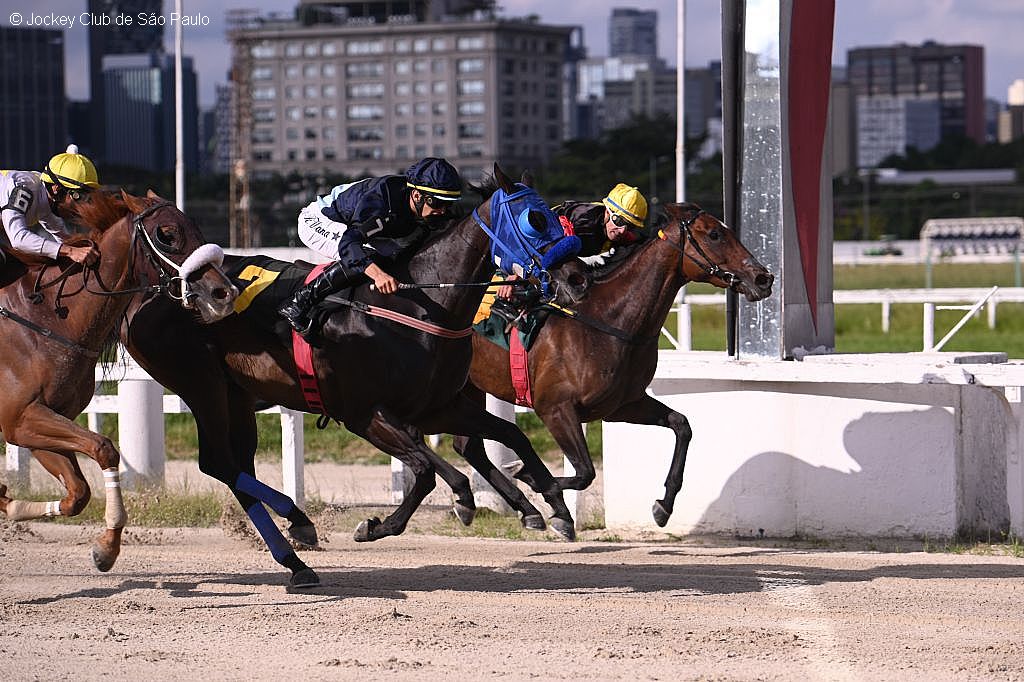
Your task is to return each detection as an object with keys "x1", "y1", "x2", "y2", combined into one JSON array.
[{"x1": 2, "y1": 206, "x2": 61, "y2": 259}]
